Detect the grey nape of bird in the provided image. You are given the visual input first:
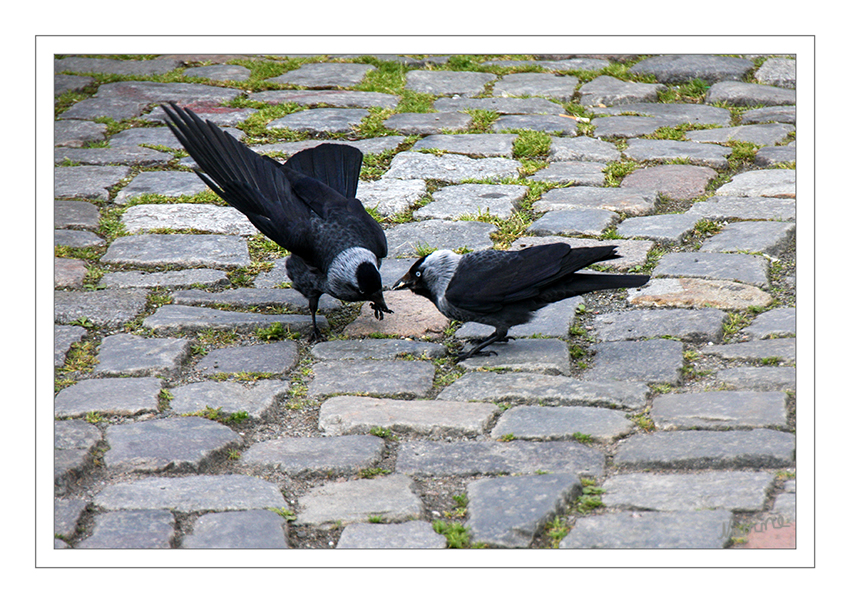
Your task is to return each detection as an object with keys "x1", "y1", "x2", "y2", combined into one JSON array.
[
  {"x1": 392, "y1": 243, "x2": 650, "y2": 361},
  {"x1": 162, "y1": 102, "x2": 391, "y2": 341}
]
